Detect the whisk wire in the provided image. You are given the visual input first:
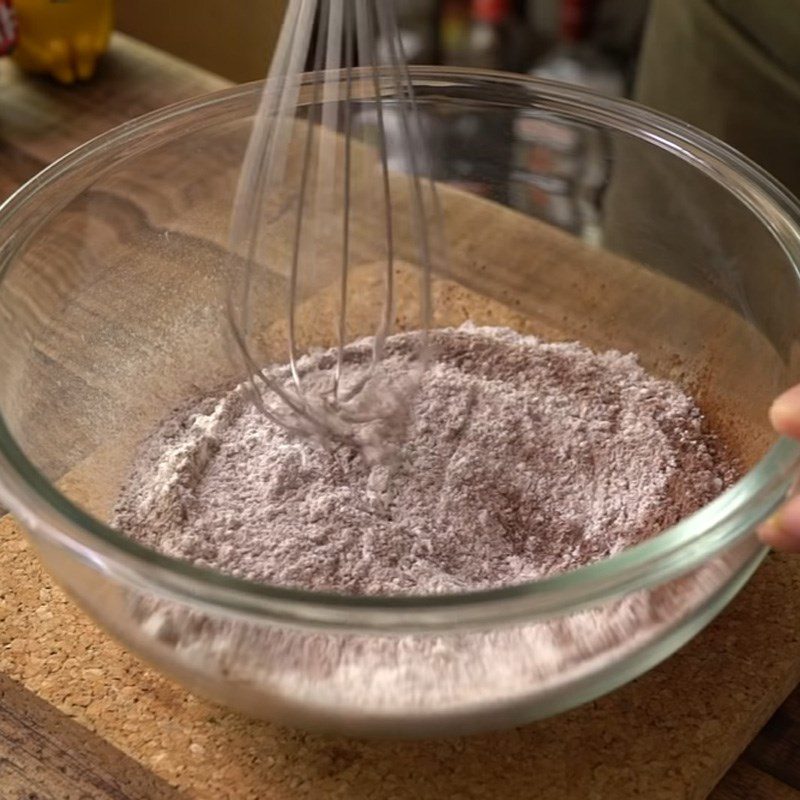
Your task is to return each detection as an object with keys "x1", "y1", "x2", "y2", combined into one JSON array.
[
  {"x1": 358, "y1": 0, "x2": 395, "y2": 369},
  {"x1": 288, "y1": 0, "x2": 330, "y2": 402},
  {"x1": 376, "y1": 1, "x2": 433, "y2": 353},
  {"x1": 227, "y1": 0, "x2": 440, "y2": 457},
  {"x1": 333, "y1": 0, "x2": 355, "y2": 404}
]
